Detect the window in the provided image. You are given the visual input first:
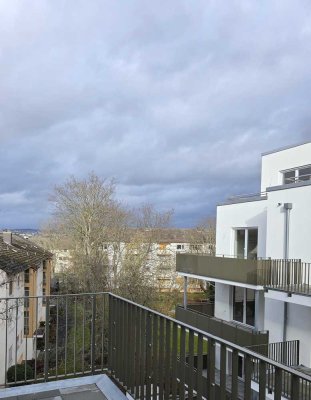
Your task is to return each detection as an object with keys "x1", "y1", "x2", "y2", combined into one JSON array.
[
  {"x1": 235, "y1": 228, "x2": 258, "y2": 259},
  {"x1": 190, "y1": 244, "x2": 203, "y2": 252},
  {"x1": 233, "y1": 287, "x2": 255, "y2": 327},
  {"x1": 9, "y1": 280, "x2": 13, "y2": 296},
  {"x1": 299, "y1": 166, "x2": 311, "y2": 181},
  {"x1": 42, "y1": 288, "x2": 46, "y2": 305},
  {"x1": 24, "y1": 269, "x2": 30, "y2": 284},
  {"x1": 24, "y1": 288, "x2": 30, "y2": 308},
  {"x1": 283, "y1": 165, "x2": 311, "y2": 184},
  {"x1": 283, "y1": 170, "x2": 295, "y2": 184},
  {"x1": 24, "y1": 311, "x2": 29, "y2": 335},
  {"x1": 43, "y1": 271, "x2": 46, "y2": 286},
  {"x1": 177, "y1": 244, "x2": 184, "y2": 250}
]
